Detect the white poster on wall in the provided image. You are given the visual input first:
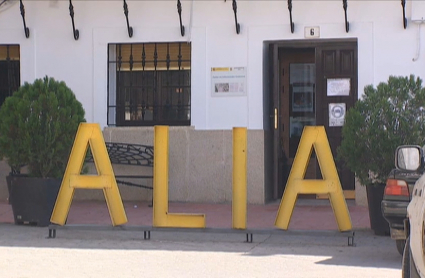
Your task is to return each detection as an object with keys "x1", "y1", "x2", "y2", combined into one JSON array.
[
  {"x1": 329, "y1": 103, "x2": 346, "y2": 127},
  {"x1": 327, "y1": 78, "x2": 350, "y2": 96},
  {"x1": 211, "y1": 67, "x2": 246, "y2": 96}
]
